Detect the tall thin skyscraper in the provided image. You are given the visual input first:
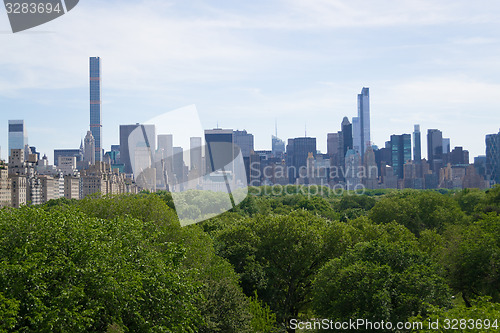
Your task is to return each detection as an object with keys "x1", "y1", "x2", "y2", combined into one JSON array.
[
  {"x1": 357, "y1": 87, "x2": 371, "y2": 159},
  {"x1": 90, "y1": 57, "x2": 102, "y2": 162},
  {"x1": 413, "y1": 125, "x2": 421, "y2": 163},
  {"x1": 8, "y1": 120, "x2": 28, "y2": 157}
]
